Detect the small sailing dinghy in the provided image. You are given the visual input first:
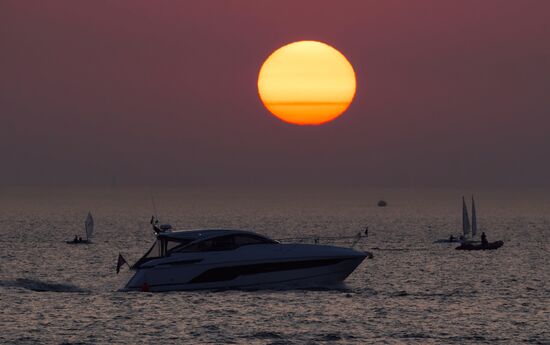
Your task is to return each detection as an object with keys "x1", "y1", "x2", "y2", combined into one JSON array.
[
  {"x1": 434, "y1": 197, "x2": 472, "y2": 243},
  {"x1": 455, "y1": 196, "x2": 504, "y2": 250},
  {"x1": 434, "y1": 196, "x2": 485, "y2": 244},
  {"x1": 66, "y1": 212, "x2": 94, "y2": 244}
]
